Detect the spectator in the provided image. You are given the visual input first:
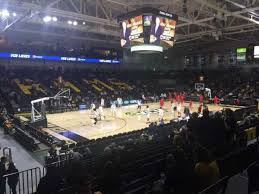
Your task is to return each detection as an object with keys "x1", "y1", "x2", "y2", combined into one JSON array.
[
  {"x1": 164, "y1": 154, "x2": 177, "y2": 192},
  {"x1": 37, "y1": 167, "x2": 61, "y2": 194},
  {"x1": 6, "y1": 162, "x2": 19, "y2": 194},
  {"x1": 0, "y1": 157, "x2": 7, "y2": 194},
  {"x1": 100, "y1": 161, "x2": 120, "y2": 194},
  {"x1": 47, "y1": 145, "x2": 58, "y2": 163},
  {"x1": 224, "y1": 108, "x2": 237, "y2": 143},
  {"x1": 194, "y1": 148, "x2": 220, "y2": 191}
]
